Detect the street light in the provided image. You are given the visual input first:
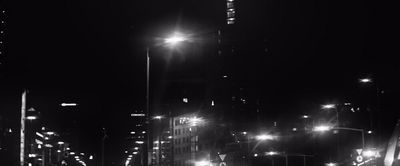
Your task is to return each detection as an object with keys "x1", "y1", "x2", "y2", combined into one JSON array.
[
  {"x1": 255, "y1": 134, "x2": 276, "y2": 141},
  {"x1": 313, "y1": 125, "x2": 332, "y2": 132},
  {"x1": 163, "y1": 32, "x2": 188, "y2": 46},
  {"x1": 321, "y1": 104, "x2": 339, "y2": 126},
  {"x1": 359, "y1": 78, "x2": 372, "y2": 83},
  {"x1": 313, "y1": 125, "x2": 365, "y2": 149},
  {"x1": 325, "y1": 162, "x2": 337, "y2": 166},
  {"x1": 145, "y1": 31, "x2": 189, "y2": 166},
  {"x1": 60, "y1": 103, "x2": 77, "y2": 107}
]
